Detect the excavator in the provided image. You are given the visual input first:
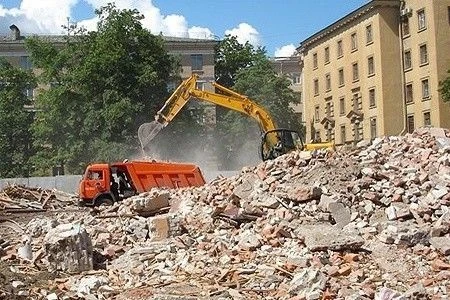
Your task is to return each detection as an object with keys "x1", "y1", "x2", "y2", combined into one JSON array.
[{"x1": 138, "y1": 74, "x2": 332, "y2": 161}]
